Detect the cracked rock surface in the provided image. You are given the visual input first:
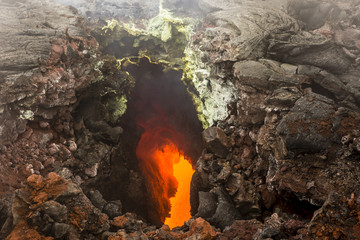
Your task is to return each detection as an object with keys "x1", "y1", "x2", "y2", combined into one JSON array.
[{"x1": 1, "y1": 0, "x2": 360, "y2": 239}]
